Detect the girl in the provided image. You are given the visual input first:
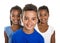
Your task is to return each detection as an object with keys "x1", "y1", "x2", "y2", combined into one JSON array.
[
  {"x1": 4, "y1": 5, "x2": 23, "y2": 43},
  {"x1": 35, "y1": 5, "x2": 55, "y2": 43}
]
